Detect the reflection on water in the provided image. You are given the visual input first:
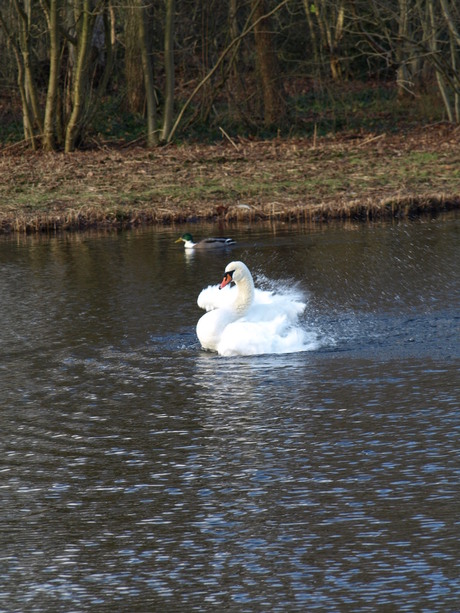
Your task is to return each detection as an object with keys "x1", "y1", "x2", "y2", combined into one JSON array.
[{"x1": 1, "y1": 218, "x2": 459, "y2": 611}]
